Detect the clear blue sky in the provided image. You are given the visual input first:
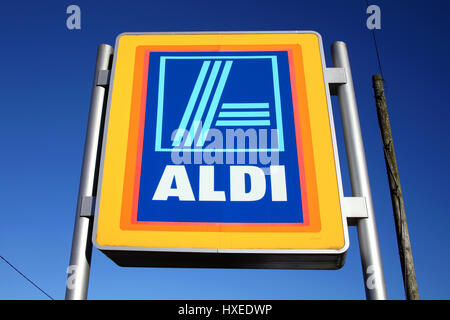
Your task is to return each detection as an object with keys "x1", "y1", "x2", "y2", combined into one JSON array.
[{"x1": 1, "y1": 0, "x2": 449, "y2": 300}]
